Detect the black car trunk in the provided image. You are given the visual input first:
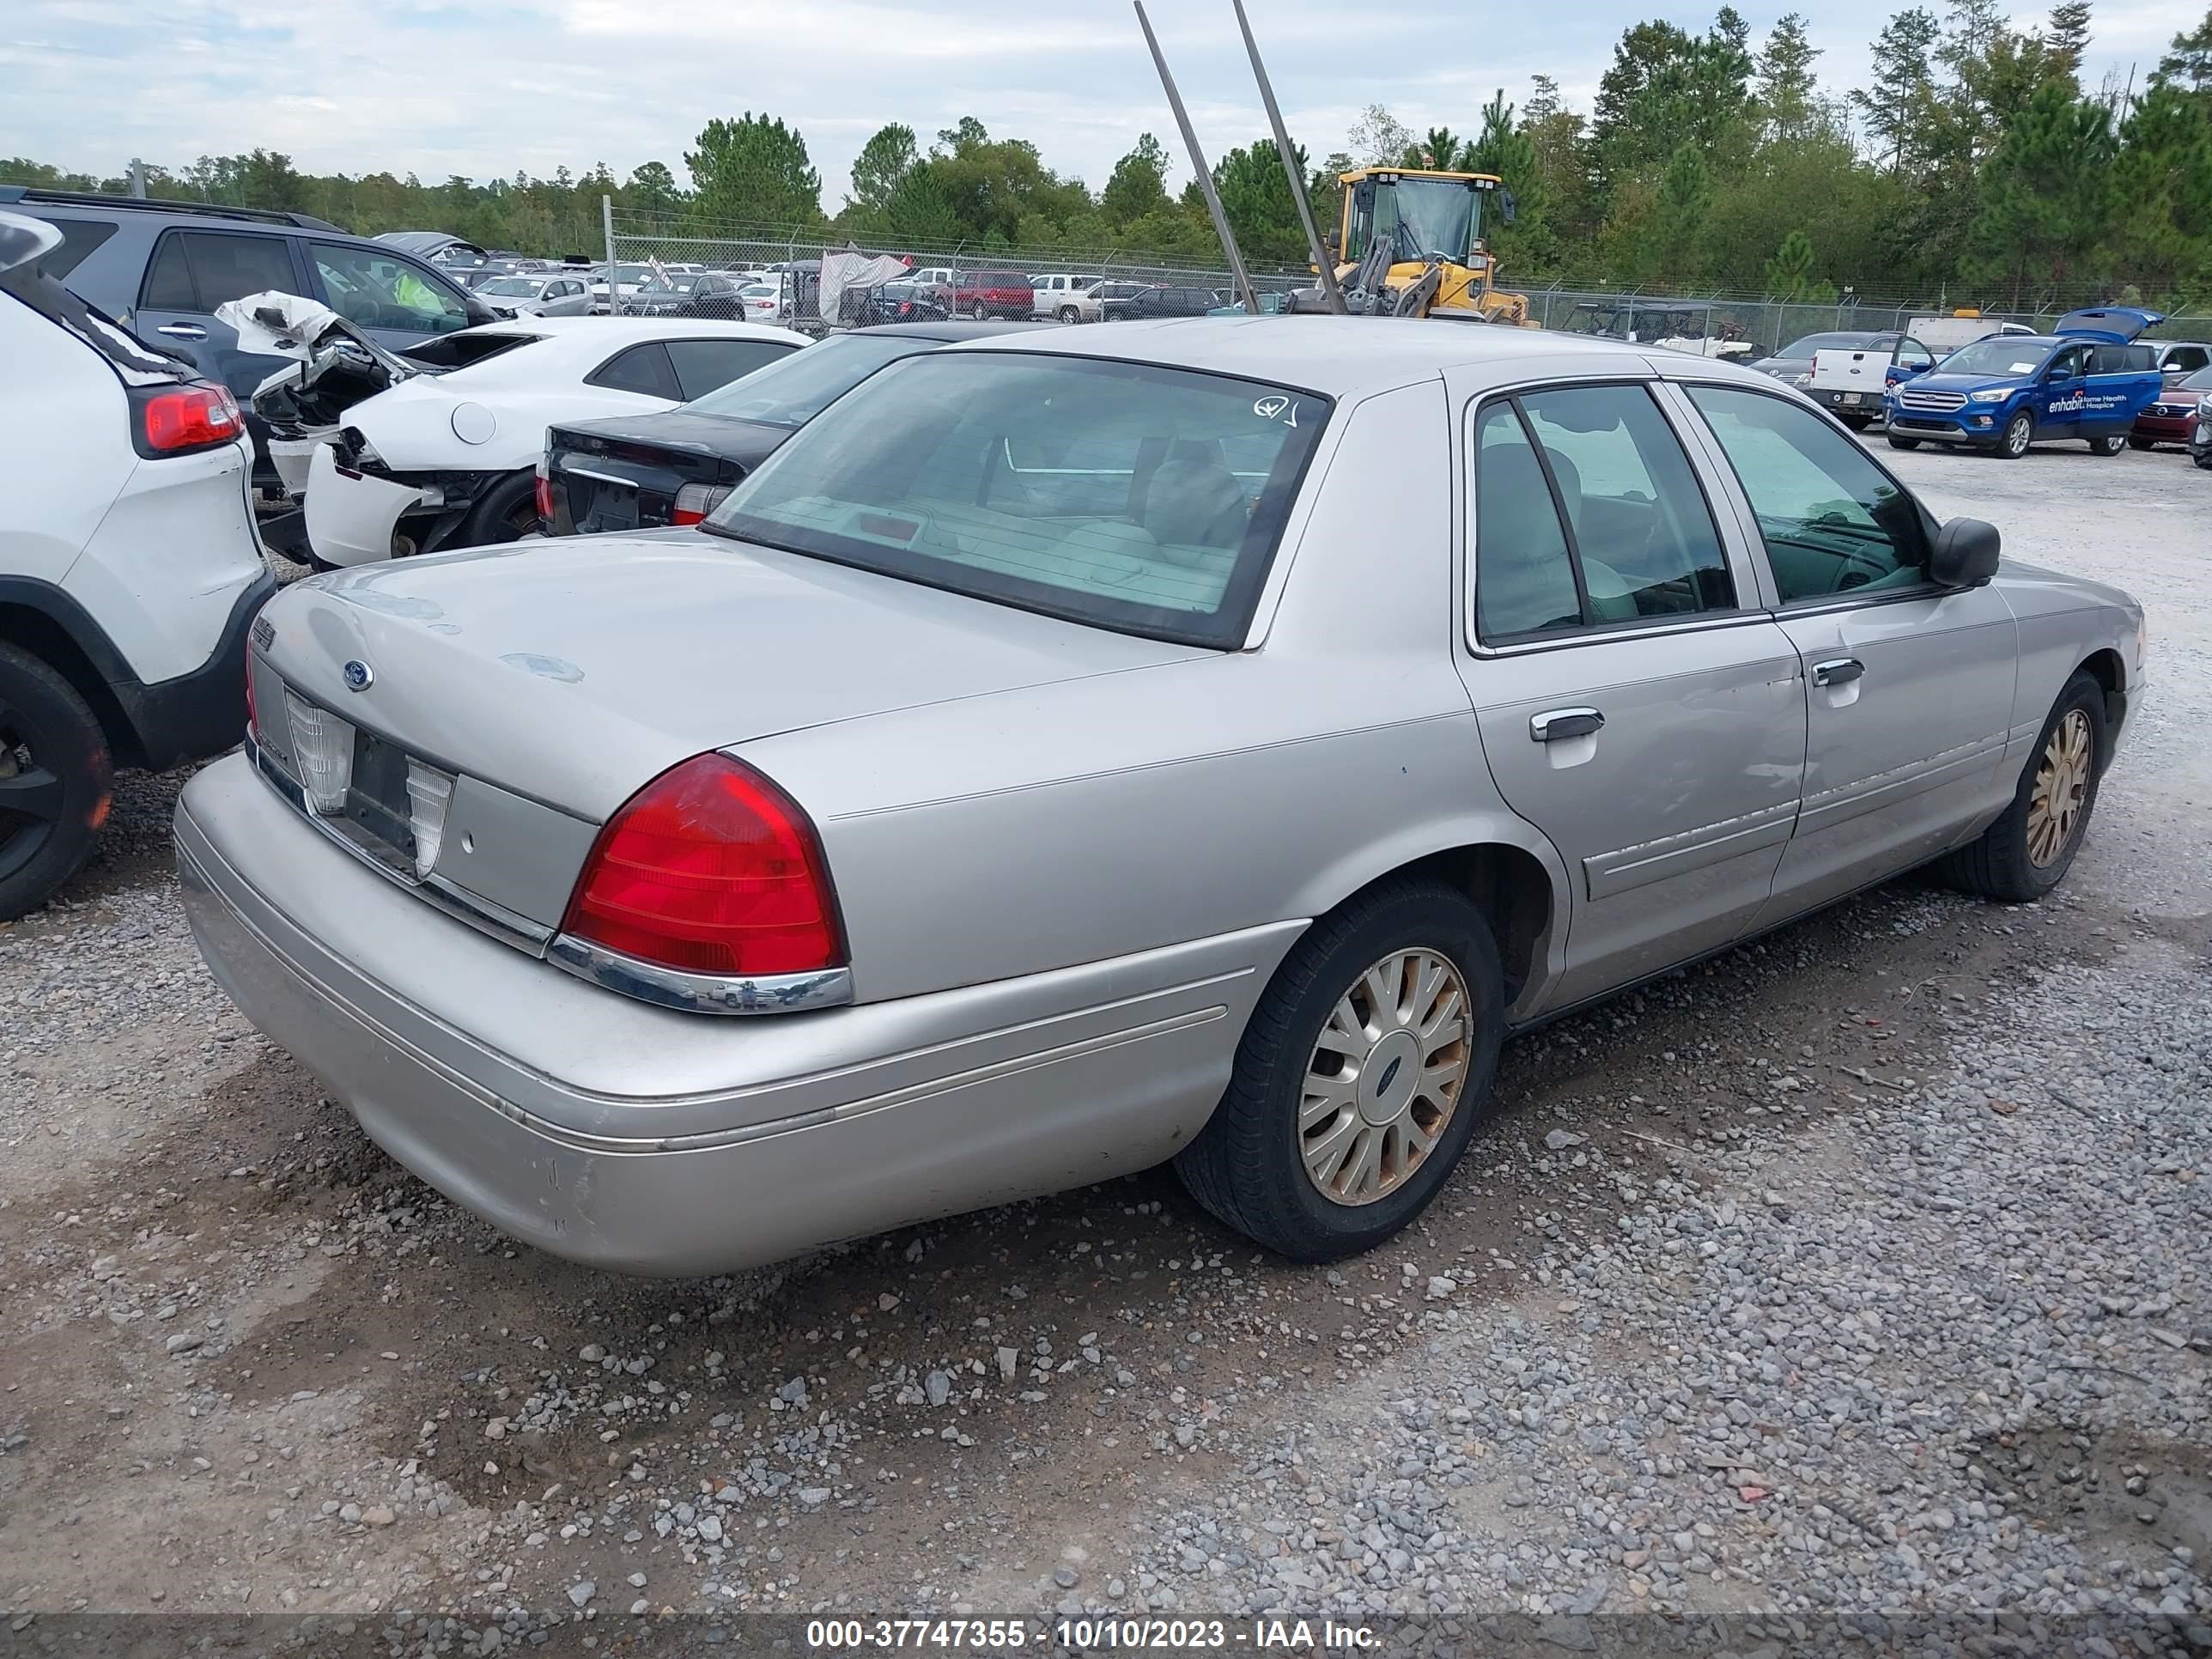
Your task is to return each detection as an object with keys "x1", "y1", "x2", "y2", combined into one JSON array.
[{"x1": 544, "y1": 411, "x2": 787, "y2": 535}]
